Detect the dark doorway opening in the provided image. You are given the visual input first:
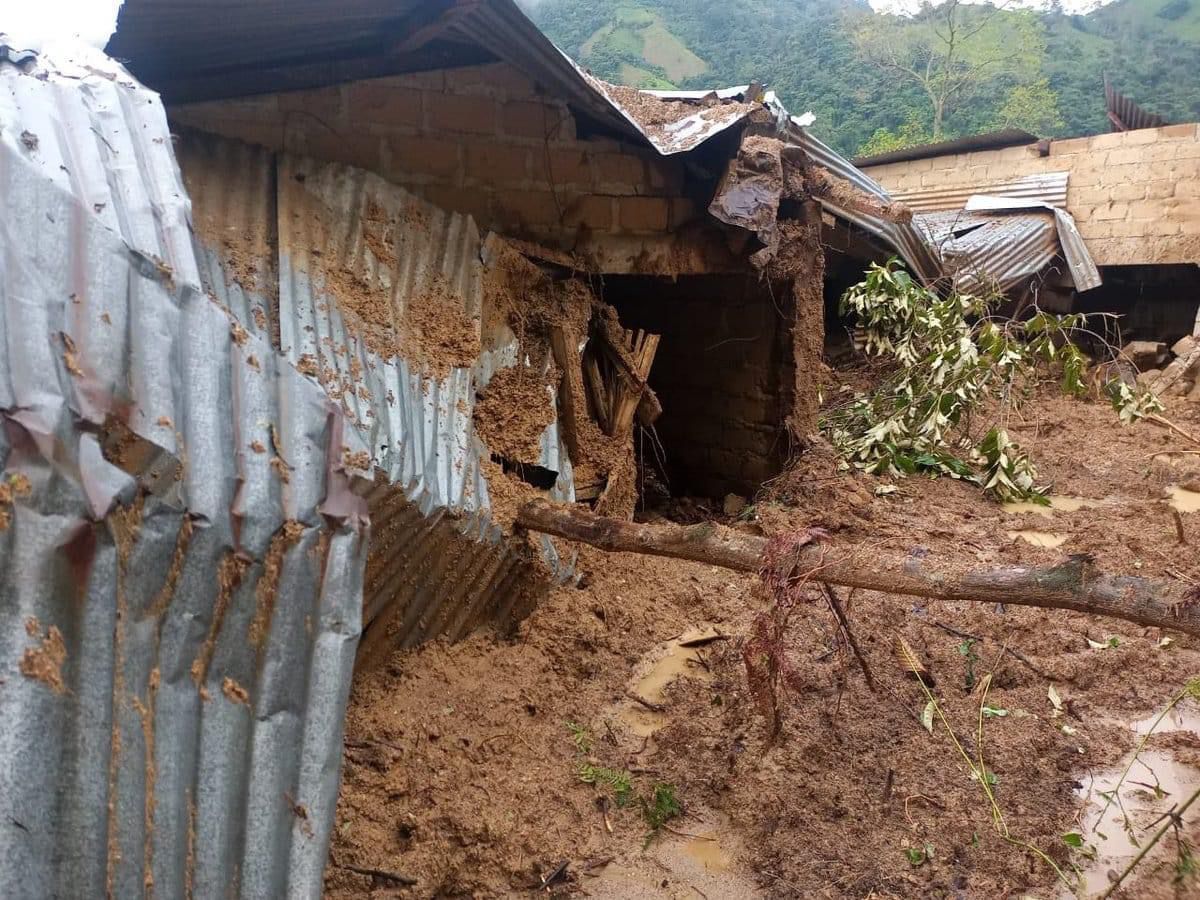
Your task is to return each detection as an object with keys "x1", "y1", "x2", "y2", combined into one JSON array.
[{"x1": 600, "y1": 273, "x2": 796, "y2": 502}]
